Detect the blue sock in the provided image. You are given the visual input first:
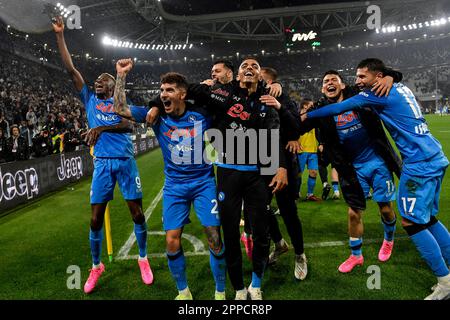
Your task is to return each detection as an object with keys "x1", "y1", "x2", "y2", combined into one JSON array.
[
  {"x1": 350, "y1": 238, "x2": 362, "y2": 256},
  {"x1": 209, "y1": 246, "x2": 226, "y2": 292},
  {"x1": 251, "y1": 272, "x2": 263, "y2": 288},
  {"x1": 307, "y1": 175, "x2": 316, "y2": 195},
  {"x1": 134, "y1": 222, "x2": 147, "y2": 258},
  {"x1": 428, "y1": 221, "x2": 450, "y2": 265},
  {"x1": 382, "y1": 217, "x2": 396, "y2": 242},
  {"x1": 410, "y1": 229, "x2": 449, "y2": 277},
  {"x1": 89, "y1": 228, "x2": 103, "y2": 266},
  {"x1": 332, "y1": 181, "x2": 339, "y2": 192},
  {"x1": 167, "y1": 249, "x2": 188, "y2": 290}
]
